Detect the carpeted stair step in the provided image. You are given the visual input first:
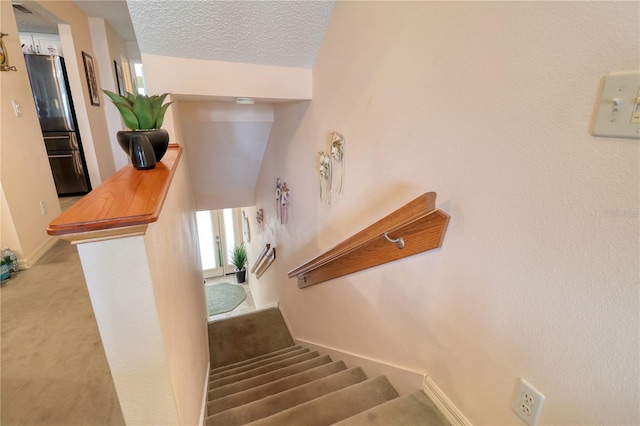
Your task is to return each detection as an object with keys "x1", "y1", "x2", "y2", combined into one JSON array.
[
  {"x1": 208, "y1": 361, "x2": 348, "y2": 415},
  {"x1": 209, "y1": 351, "x2": 321, "y2": 389},
  {"x1": 206, "y1": 367, "x2": 369, "y2": 426},
  {"x1": 244, "y1": 376, "x2": 399, "y2": 426},
  {"x1": 209, "y1": 308, "x2": 294, "y2": 369},
  {"x1": 209, "y1": 354, "x2": 333, "y2": 400},
  {"x1": 333, "y1": 390, "x2": 451, "y2": 425},
  {"x1": 210, "y1": 347, "x2": 310, "y2": 381},
  {"x1": 210, "y1": 345, "x2": 302, "y2": 376}
]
